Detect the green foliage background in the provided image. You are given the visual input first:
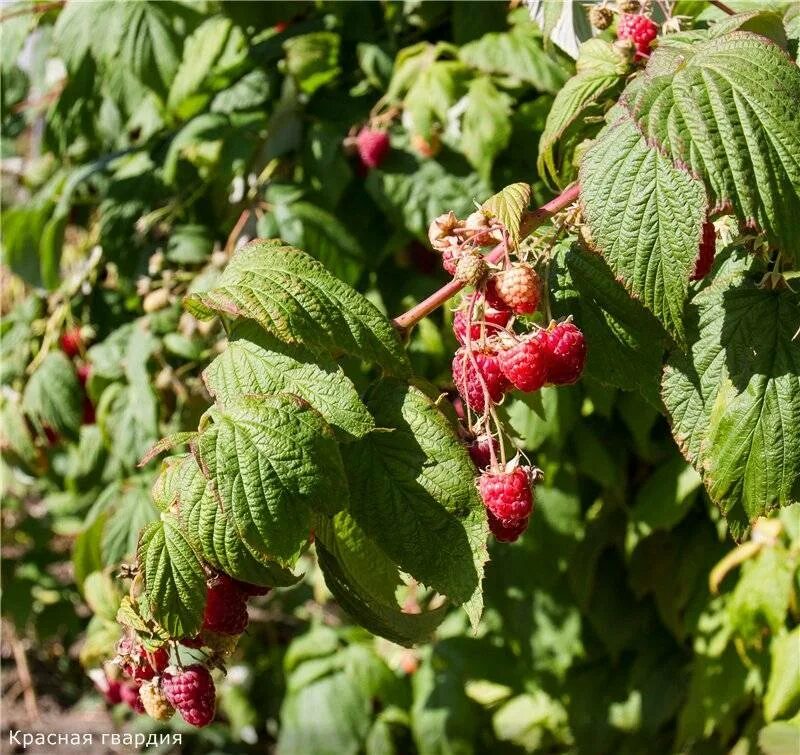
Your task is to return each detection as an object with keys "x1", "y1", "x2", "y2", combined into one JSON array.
[{"x1": 1, "y1": 1, "x2": 799, "y2": 753}]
